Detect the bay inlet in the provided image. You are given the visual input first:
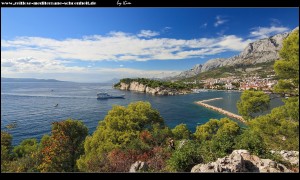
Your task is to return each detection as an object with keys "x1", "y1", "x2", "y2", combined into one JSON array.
[{"x1": 1, "y1": 82, "x2": 283, "y2": 145}]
